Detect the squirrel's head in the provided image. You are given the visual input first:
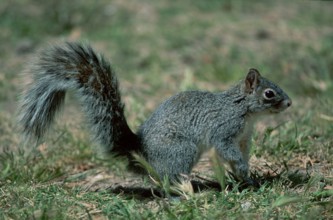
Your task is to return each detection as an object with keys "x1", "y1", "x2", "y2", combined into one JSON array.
[{"x1": 244, "y1": 68, "x2": 292, "y2": 114}]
